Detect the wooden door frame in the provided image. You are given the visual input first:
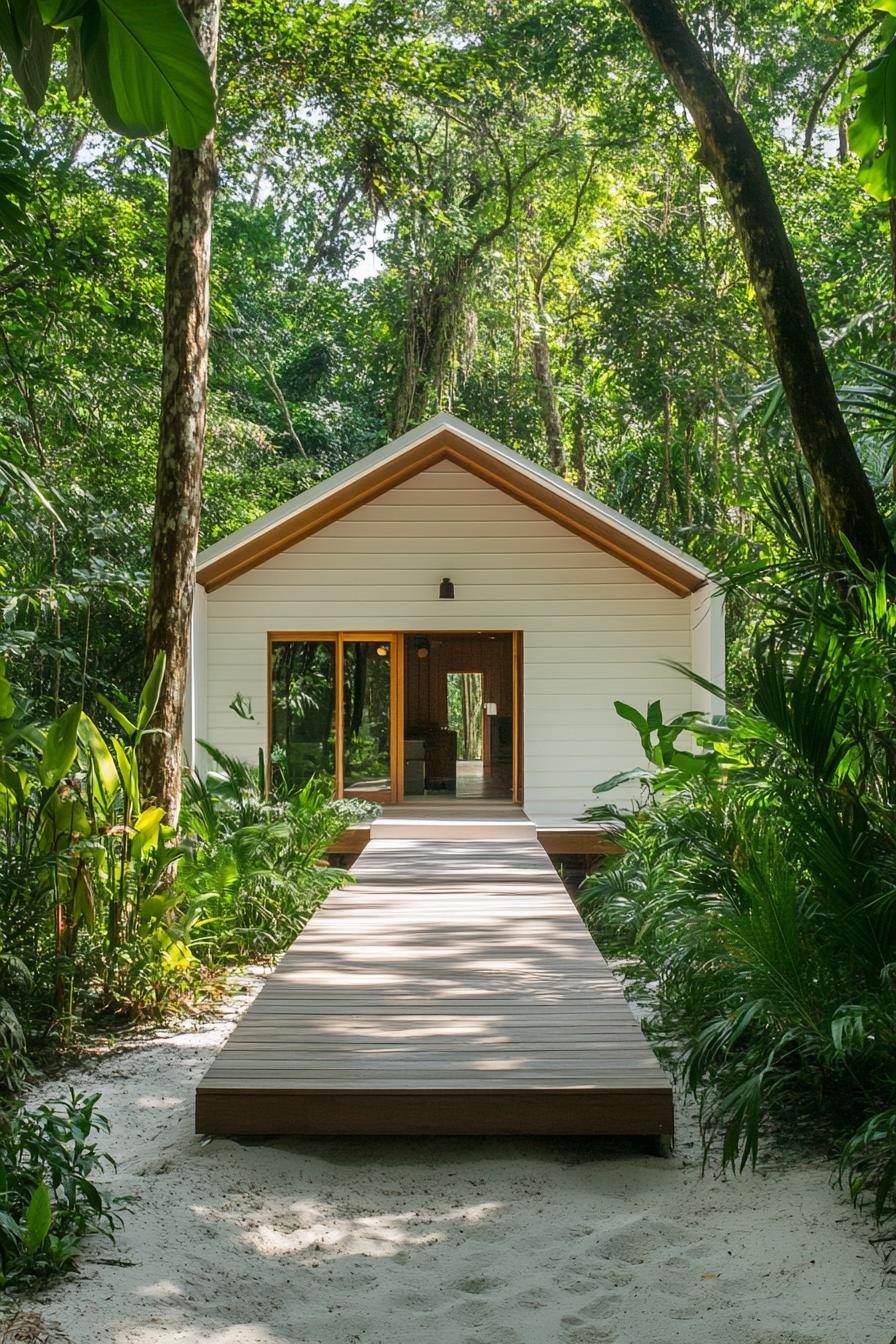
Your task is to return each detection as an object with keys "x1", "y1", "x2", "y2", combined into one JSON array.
[
  {"x1": 267, "y1": 629, "x2": 523, "y2": 804},
  {"x1": 398, "y1": 630, "x2": 523, "y2": 805},
  {"x1": 267, "y1": 631, "x2": 402, "y2": 803}
]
